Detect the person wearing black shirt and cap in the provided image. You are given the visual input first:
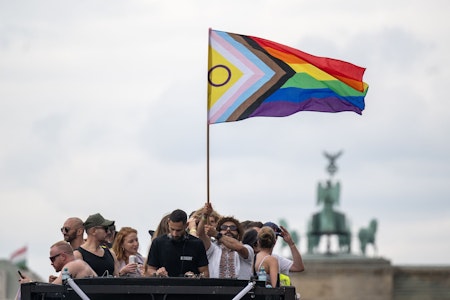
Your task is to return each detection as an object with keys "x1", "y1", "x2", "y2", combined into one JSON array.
[{"x1": 74, "y1": 213, "x2": 119, "y2": 277}]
